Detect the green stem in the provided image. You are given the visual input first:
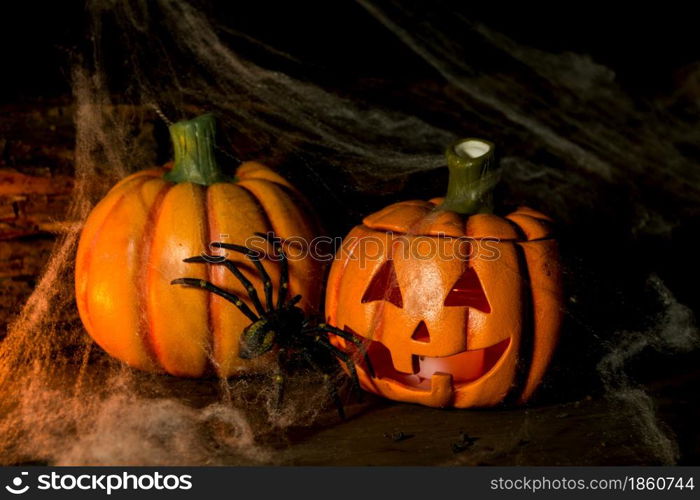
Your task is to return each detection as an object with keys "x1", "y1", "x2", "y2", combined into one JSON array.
[
  {"x1": 438, "y1": 138, "x2": 499, "y2": 215},
  {"x1": 163, "y1": 113, "x2": 232, "y2": 185}
]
